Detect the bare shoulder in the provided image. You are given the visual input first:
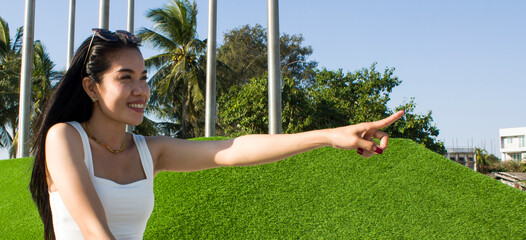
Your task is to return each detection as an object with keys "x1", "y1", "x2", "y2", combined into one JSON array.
[
  {"x1": 45, "y1": 122, "x2": 86, "y2": 192},
  {"x1": 47, "y1": 122, "x2": 77, "y2": 135},
  {"x1": 46, "y1": 122, "x2": 83, "y2": 157},
  {"x1": 47, "y1": 122, "x2": 80, "y2": 140}
]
